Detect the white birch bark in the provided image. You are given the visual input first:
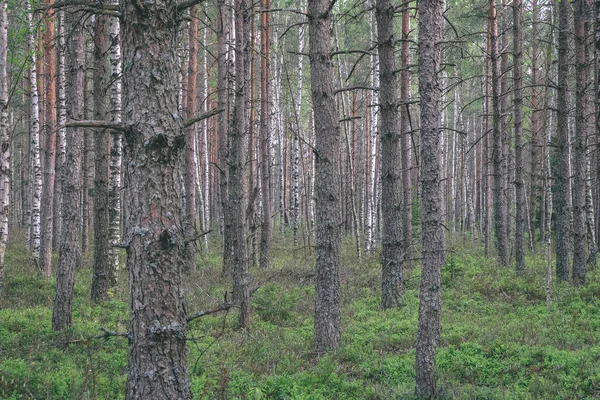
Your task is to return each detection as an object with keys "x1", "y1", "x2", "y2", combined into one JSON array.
[
  {"x1": 108, "y1": 5, "x2": 122, "y2": 280},
  {"x1": 55, "y1": 10, "x2": 67, "y2": 251},
  {"x1": 0, "y1": 0, "x2": 8, "y2": 276},
  {"x1": 27, "y1": 4, "x2": 42, "y2": 267},
  {"x1": 292, "y1": 15, "x2": 304, "y2": 244}
]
